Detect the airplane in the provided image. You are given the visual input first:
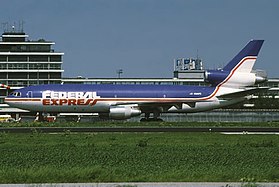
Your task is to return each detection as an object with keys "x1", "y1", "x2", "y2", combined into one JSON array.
[{"x1": 5, "y1": 40, "x2": 267, "y2": 121}]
